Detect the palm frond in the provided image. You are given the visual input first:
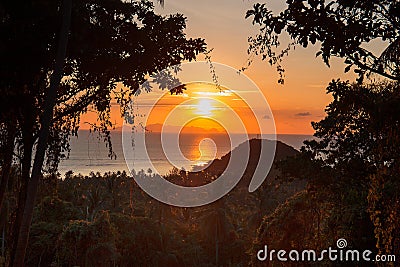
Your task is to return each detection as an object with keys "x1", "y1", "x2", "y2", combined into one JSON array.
[{"x1": 376, "y1": 37, "x2": 400, "y2": 77}]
